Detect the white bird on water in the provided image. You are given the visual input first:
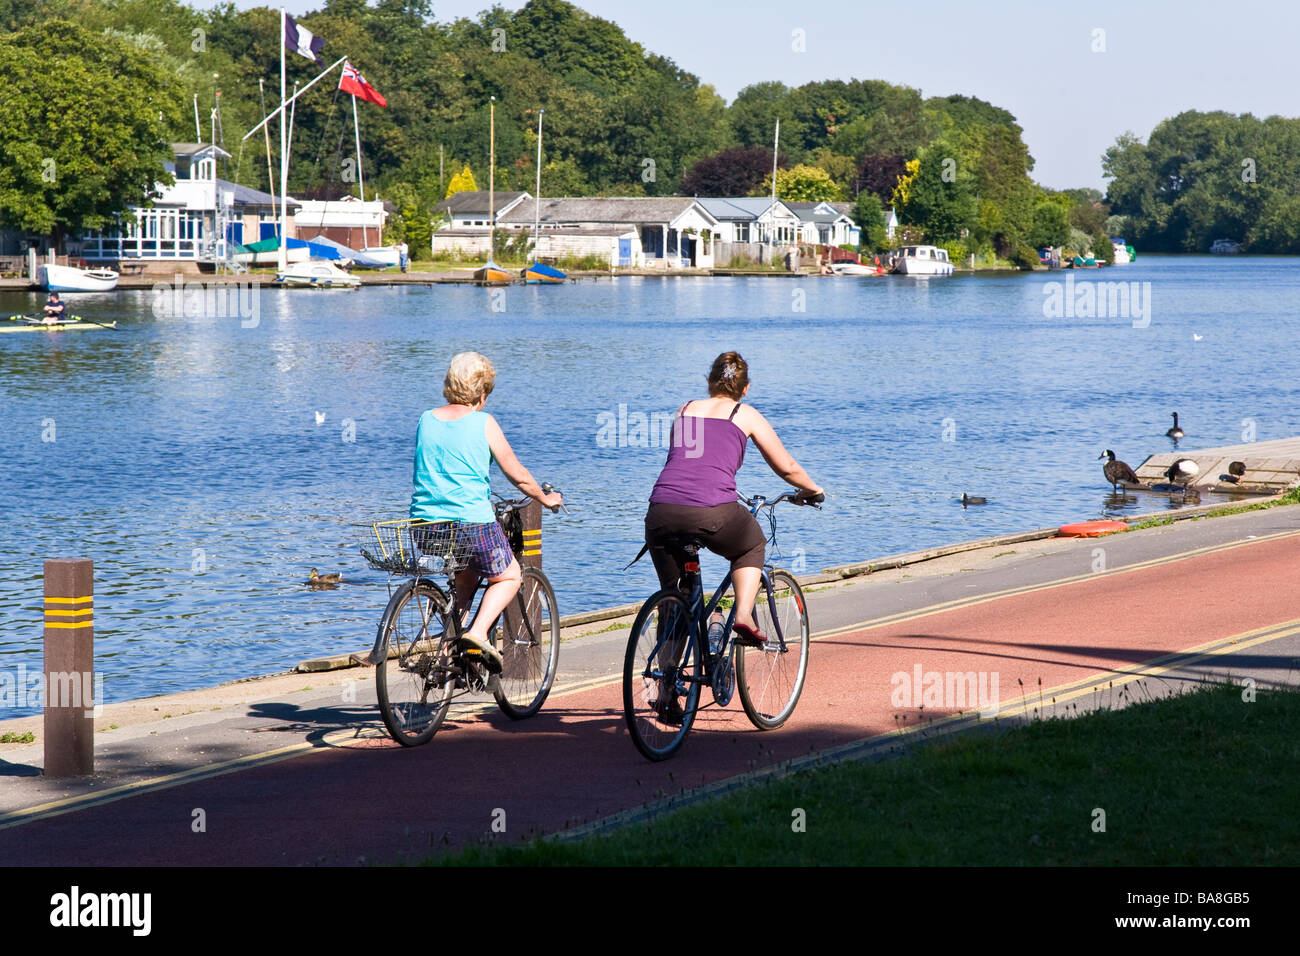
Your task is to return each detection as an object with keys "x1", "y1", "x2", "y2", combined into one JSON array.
[
  {"x1": 315, "y1": 411, "x2": 326, "y2": 425},
  {"x1": 1192, "y1": 333, "x2": 1203, "y2": 341}
]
